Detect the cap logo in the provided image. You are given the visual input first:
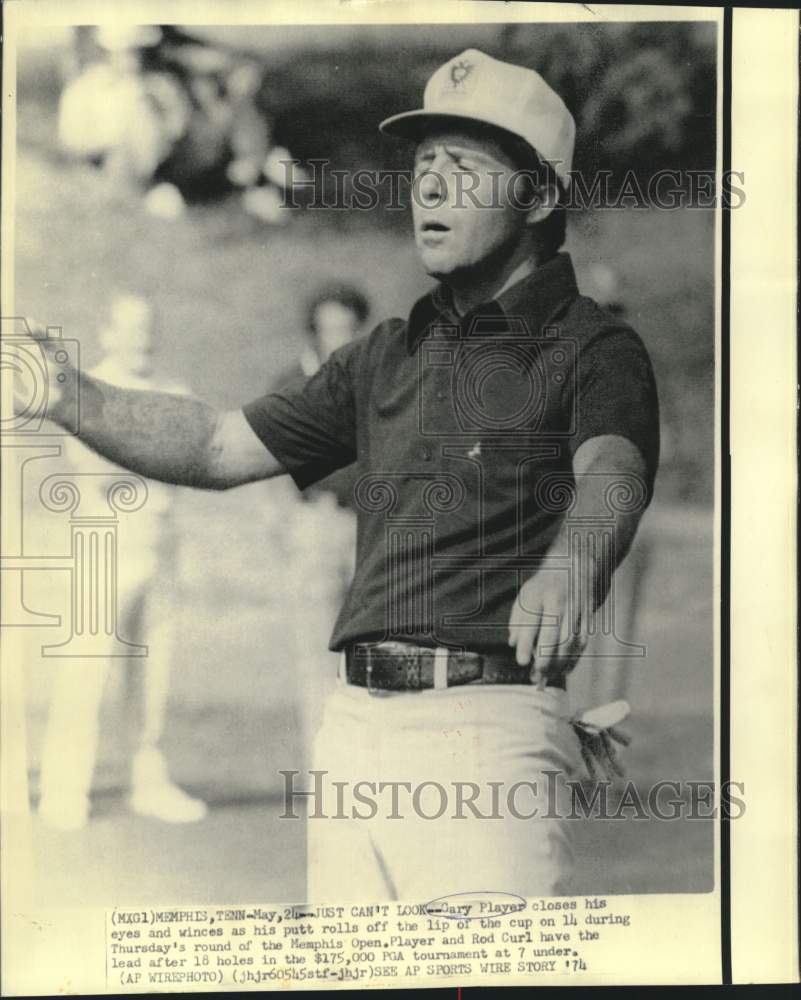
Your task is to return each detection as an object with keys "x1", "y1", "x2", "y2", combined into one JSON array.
[{"x1": 448, "y1": 58, "x2": 474, "y2": 90}]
